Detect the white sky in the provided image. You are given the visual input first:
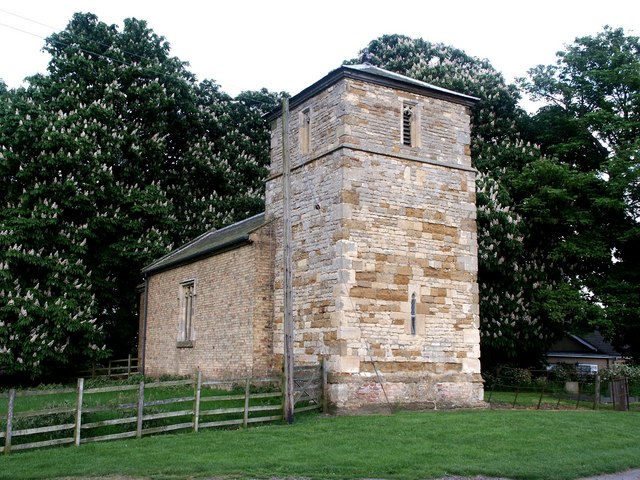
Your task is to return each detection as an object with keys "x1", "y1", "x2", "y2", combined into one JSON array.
[{"x1": 0, "y1": 0, "x2": 638, "y2": 99}]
